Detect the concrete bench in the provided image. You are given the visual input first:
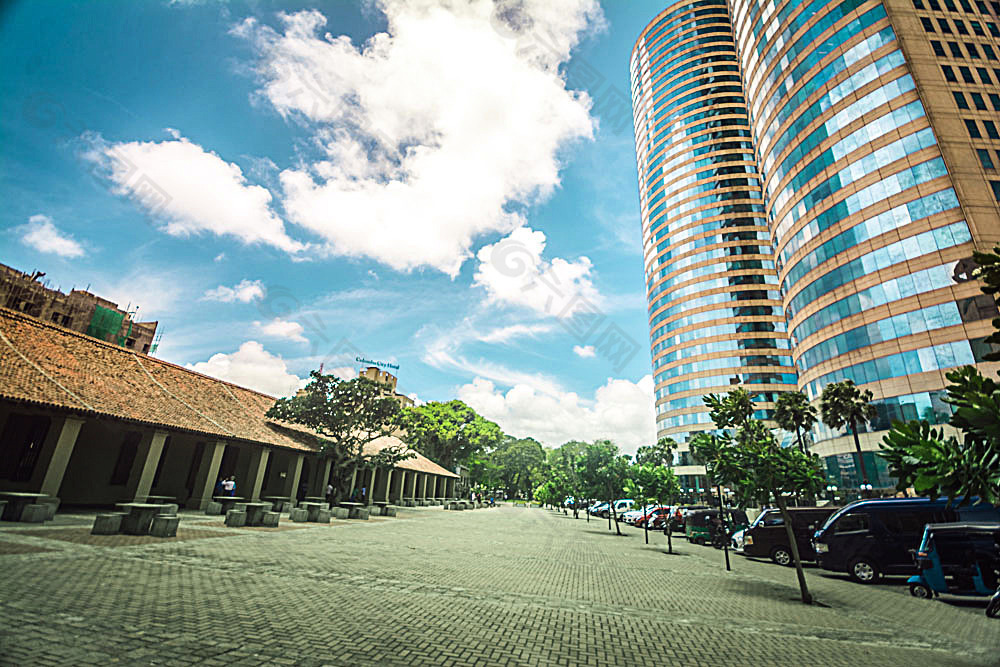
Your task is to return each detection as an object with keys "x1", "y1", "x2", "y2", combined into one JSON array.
[
  {"x1": 158, "y1": 503, "x2": 179, "y2": 516},
  {"x1": 331, "y1": 507, "x2": 349, "y2": 520},
  {"x1": 262, "y1": 511, "x2": 281, "y2": 527},
  {"x1": 349, "y1": 507, "x2": 369, "y2": 520},
  {"x1": 315, "y1": 509, "x2": 331, "y2": 524},
  {"x1": 225, "y1": 510, "x2": 247, "y2": 527},
  {"x1": 205, "y1": 501, "x2": 223, "y2": 516},
  {"x1": 150, "y1": 515, "x2": 179, "y2": 537},
  {"x1": 369, "y1": 506, "x2": 382, "y2": 517},
  {"x1": 20, "y1": 504, "x2": 48, "y2": 523},
  {"x1": 233, "y1": 503, "x2": 249, "y2": 513},
  {"x1": 37, "y1": 497, "x2": 60, "y2": 520},
  {"x1": 383, "y1": 506, "x2": 397, "y2": 517},
  {"x1": 290, "y1": 508, "x2": 309, "y2": 522},
  {"x1": 91, "y1": 513, "x2": 125, "y2": 535}
]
